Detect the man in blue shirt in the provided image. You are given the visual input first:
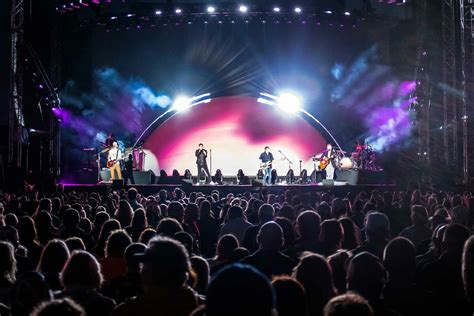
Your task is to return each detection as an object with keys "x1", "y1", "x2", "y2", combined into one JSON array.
[{"x1": 259, "y1": 146, "x2": 274, "y2": 185}]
